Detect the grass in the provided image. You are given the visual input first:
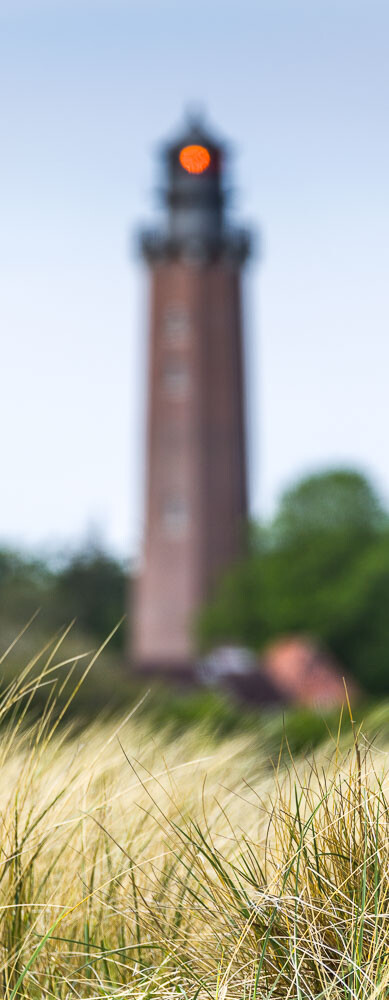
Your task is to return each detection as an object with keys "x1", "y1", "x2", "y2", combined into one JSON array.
[{"x1": 0, "y1": 629, "x2": 389, "y2": 997}]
